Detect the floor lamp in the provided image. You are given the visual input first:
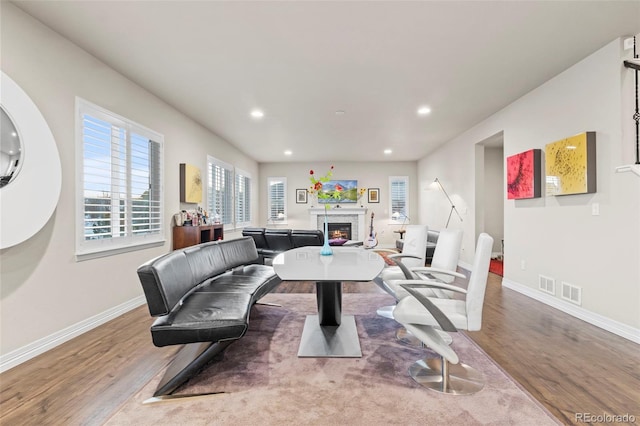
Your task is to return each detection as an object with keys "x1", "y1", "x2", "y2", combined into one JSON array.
[{"x1": 433, "y1": 178, "x2": 463, "y2": 228}]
